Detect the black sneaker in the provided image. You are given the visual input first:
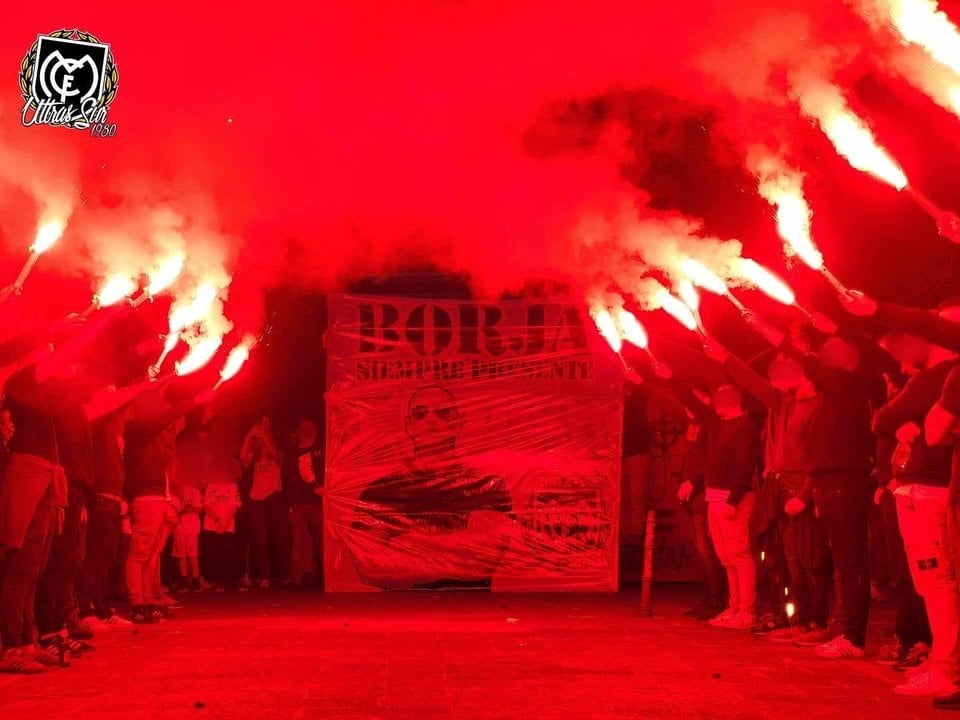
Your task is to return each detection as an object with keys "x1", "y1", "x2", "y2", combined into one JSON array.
[
  {"x1": 684, "y1": 603, "x2": 709, "y2": 618},
  {"x1": 148, "y1": 606, "x2": 173, "y2": 621},
  {"x1": 695, "y1": 604, "x2": 725, "y2": 621},
  {"x1": 69, "y1": 625, "x2": 95, "y2": 641},
  {"x1": 934, "y1": 691, "x2": 960, "y2": 710},
  {"x1": 131, "y1": 607, "x2": 160, "y2": 624},
  {"x1": 65, "y1": 638, "x2": 95, "y2": 656},
  {"x1": 750, "y1": 612, "x2": 789, "y2": 636},
  {"x1": 894, "y1": 642, "x2": 931, "y2": 672}
]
